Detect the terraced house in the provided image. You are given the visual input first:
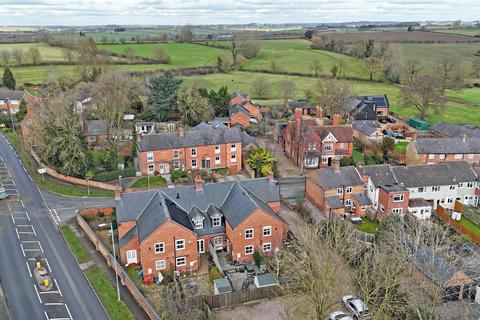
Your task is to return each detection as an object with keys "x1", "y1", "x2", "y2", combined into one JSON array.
[
  {"x1": 117, "y1": 177, "x2": 287, "y2": 276},
  {"x1": 137, "y1": 127, "x2": 243, "y2": 175}
]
